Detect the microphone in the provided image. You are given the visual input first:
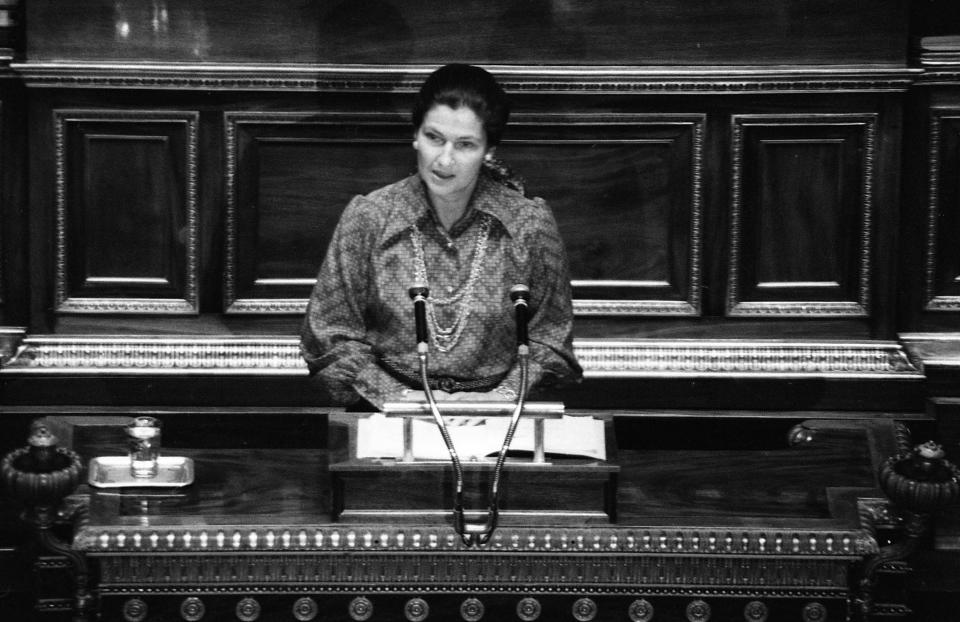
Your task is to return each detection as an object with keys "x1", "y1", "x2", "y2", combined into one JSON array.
[
  {"x1": 509, "y1": 284, "x2": 530, "y2": 348},
  {"x1": 409, "y1": 280, "x2": 430, "y2": 353}
]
